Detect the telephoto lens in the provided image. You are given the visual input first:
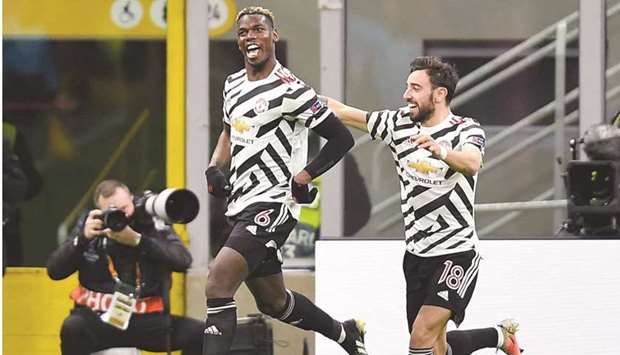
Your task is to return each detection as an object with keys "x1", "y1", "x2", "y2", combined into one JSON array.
[{"x1": 136, "y1": 188, "x2": 200, "y2": 224}]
